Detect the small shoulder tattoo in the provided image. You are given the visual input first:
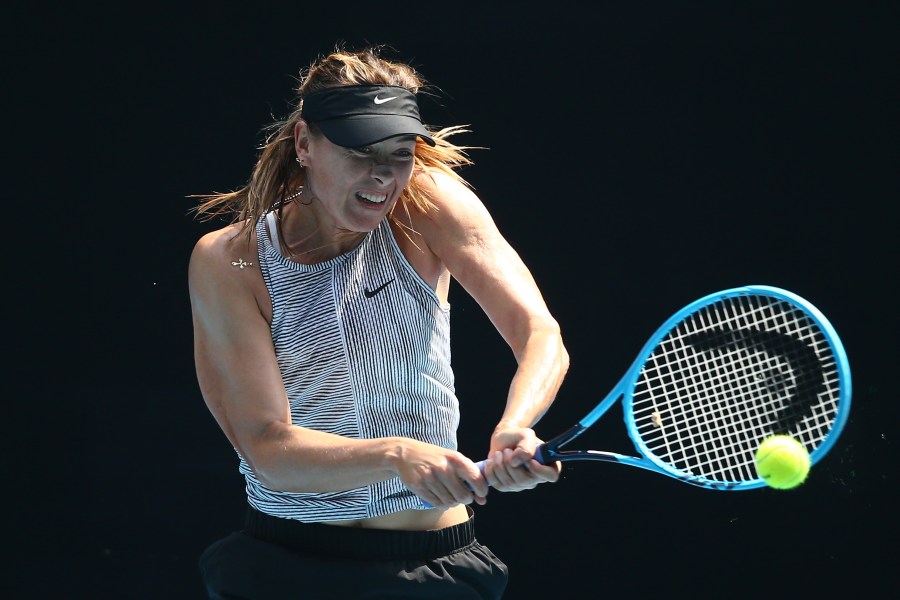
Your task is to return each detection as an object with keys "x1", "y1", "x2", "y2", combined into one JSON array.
[{"x1": 230, "y1": 258, "x2": 254, "y2": 269}]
